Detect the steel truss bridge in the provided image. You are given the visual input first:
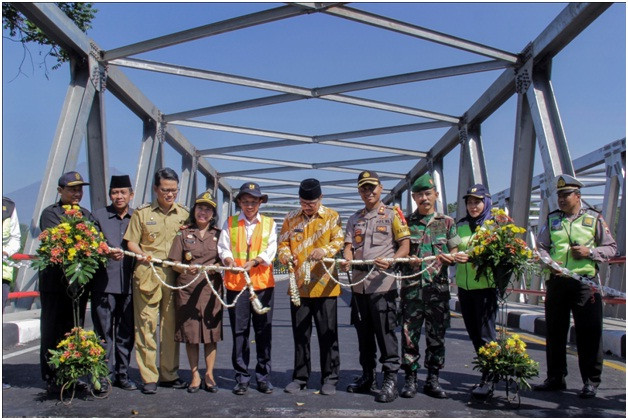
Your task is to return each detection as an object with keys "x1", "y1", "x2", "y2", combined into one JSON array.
[{"x1": 12, "y1": 3, "x2": 625, "y2": 317}]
